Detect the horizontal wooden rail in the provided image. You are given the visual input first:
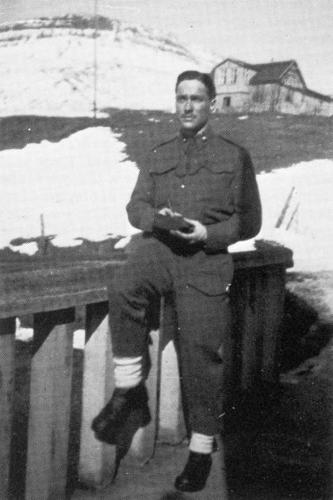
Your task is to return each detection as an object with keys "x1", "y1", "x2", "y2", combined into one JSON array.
[{"x1": 0, "y1": 242, "x2": 293, "y2": 498}]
